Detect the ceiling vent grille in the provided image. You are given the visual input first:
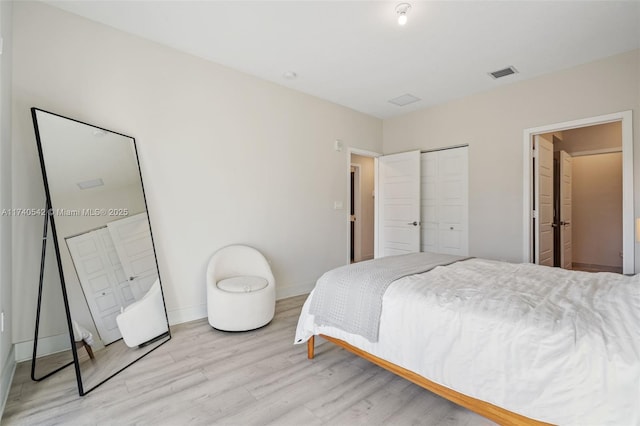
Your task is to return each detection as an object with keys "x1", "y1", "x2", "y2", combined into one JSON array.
[
  {"x1": 388, "y1": 93, "x2": 421, "y2": 107},
  {"x1": 77, "y1": 178, "x2": 104, "y2": 190},
  {"x1": 489, "y1": 66, "x2": 518, "y2": 79}
]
